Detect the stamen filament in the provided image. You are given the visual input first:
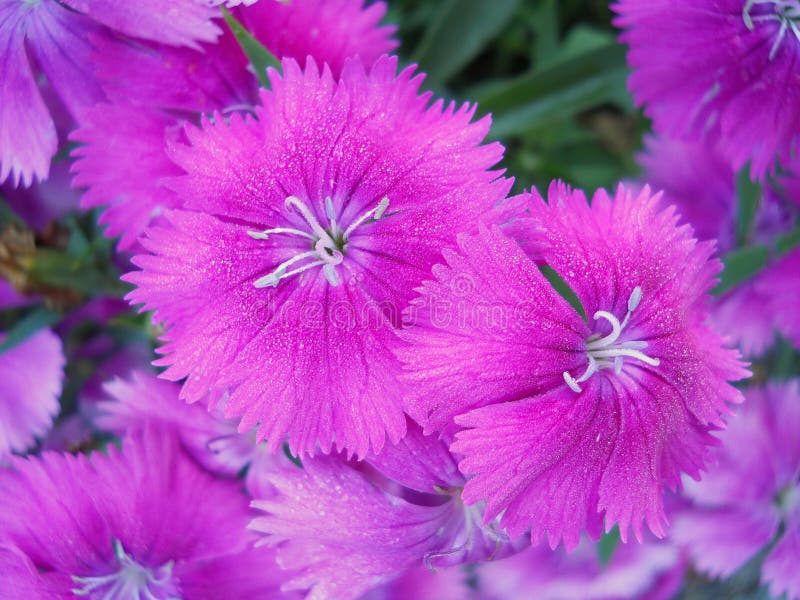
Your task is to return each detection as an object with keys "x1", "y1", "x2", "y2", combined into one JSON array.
[
  {"x1": 343, "y1": 197, "x2": 389, "y2": 238},
  {"x1": 742, "y1": 0, "x2": 800, "y2": 59},
  {"x1": 563, "y1": 286, "x2": 660, "y2": 393},
  {"x1": 285, "y1": 196, "x2": 334, "y2": 243},
  {"x1": 247, "y1": 227, "x2": 315, "y2": 241},
  {"x1": 248, "y1": 195, "x2": 392, "y2": 289}
]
